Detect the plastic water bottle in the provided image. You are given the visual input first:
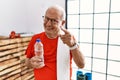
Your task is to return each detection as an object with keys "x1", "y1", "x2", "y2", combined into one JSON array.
[{"x1": 34, "y1": 39, "x2": 45, "y2": 67}]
